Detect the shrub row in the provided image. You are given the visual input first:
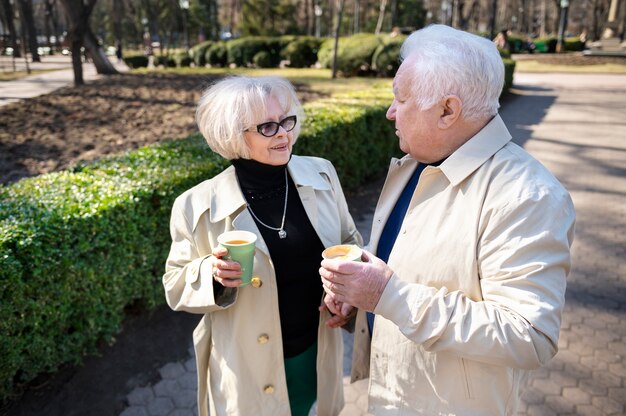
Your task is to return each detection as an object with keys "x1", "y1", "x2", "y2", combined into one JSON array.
[
  {"x1": 0, "y1": 88, "x2": 400, "y2": 403},
  {"x1": 130, "y1": 33, "x2": 516, "y2": 81},
  {"x1": 154, "y1": 34, "x2": 404, "y2": 76},
  {"x1": 152, "y1": 36, "x2": 324, "y2": 70}
]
